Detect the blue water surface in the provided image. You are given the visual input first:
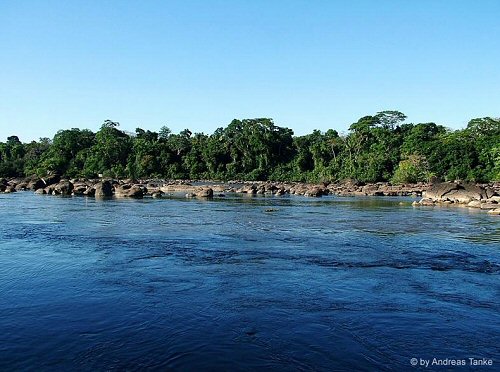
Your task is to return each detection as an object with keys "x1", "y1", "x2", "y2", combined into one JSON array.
[{"x1": 0, "y1": 192, "x2": 499, "y2": 371}]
